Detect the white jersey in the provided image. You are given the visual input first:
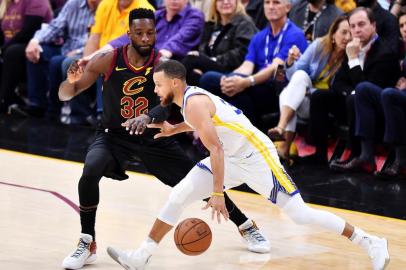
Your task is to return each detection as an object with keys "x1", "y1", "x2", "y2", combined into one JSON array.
[
  {"x1": 181, "y1": 86, "x2": 297, "y2": 201},
  {"x1": 181, "y1": 86, "x2": 275, "y2": 158}
]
